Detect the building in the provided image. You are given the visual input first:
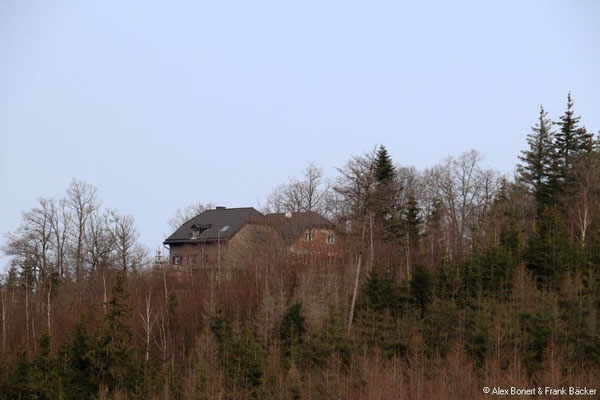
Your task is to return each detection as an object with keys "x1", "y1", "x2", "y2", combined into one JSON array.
[
  {"x1": 264, "y1": 211, "x2": 340, "y2": 265},
  {"x1": 163, "y1": 206, "x2": 340, "y2": 268}
]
